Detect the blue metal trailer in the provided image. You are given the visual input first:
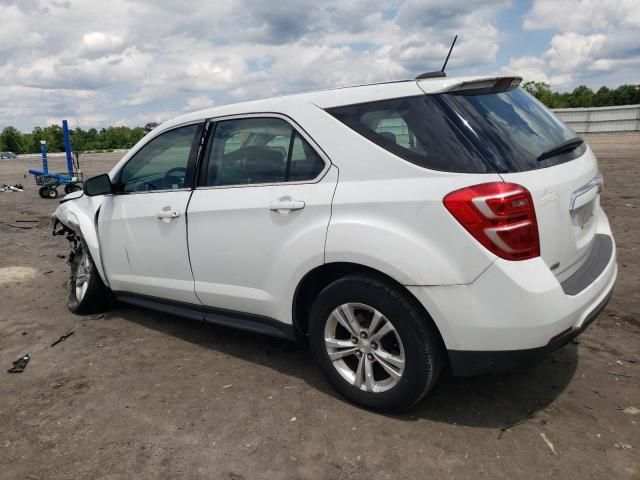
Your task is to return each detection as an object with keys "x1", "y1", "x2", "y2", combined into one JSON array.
[{"x1": 28, "y1": 120, "x2": 83, "y2": 199}]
